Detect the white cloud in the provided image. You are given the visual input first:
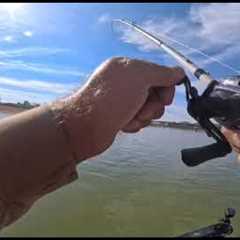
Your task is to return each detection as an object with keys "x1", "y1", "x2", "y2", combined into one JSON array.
[
  {"x1": 3, "y1": 35, "x2": 14, "y2": 43},
  {"x1": 98, "y1": 14, "x2": 111, "y2": 24},
  {"x1": 0, "y1": 47, "x2": 86, "y2": 77},
  {"x1": 0, "y1": 47, "x2": 70, "y2": 58},
  {"x1": 0, "y1": 60, "x2": 86, "y2": 77},
  {"x1": 0, "y1": 76, "x2": 78, "y2": 94},
  {"x1": 190, "y1": 3, "x2": 240, "y2": 46},
  {"x1": 200, "y1": 44, "x2": 240, "y2": 74},
  {"x1": 117, "y1": 17, "x2": 194, "y2": 52},
  {"x1": 117, "y1": 3, "x2": 240, "y2": 74},
  {"x1": 0, "y1": 86, "x2": 55, "y2": 104},
  {"x1": 23, "y1": 30, "x2": 33, "y2": 37}
]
